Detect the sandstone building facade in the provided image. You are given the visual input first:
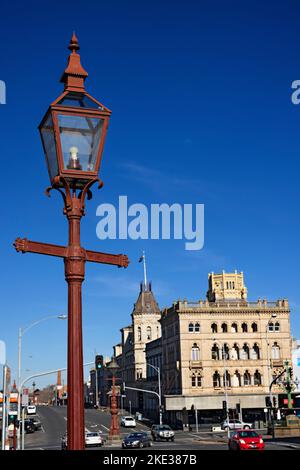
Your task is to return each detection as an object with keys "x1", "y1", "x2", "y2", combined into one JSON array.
[{"x1": 112, "y1": 271, "x2": 292, "y2": 423}]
